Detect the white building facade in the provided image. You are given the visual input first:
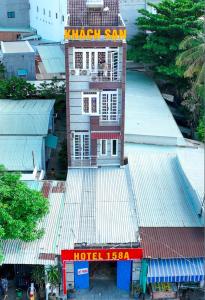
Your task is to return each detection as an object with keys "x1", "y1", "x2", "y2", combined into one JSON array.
[{"x1": 29, "y1": 0, "x2": 67, "y2": 42}]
